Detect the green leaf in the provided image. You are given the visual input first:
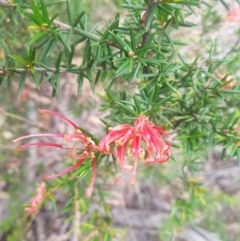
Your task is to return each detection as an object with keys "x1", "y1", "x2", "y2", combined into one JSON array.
[
  {"x1": 75, "y1": 28, "x2": 99, "y2": 42},
  {"x1": 115, "y1": 101, "x2": 138, "y2": 116},
  {"x1": 115, "y1": 59, "x2": 131, "y2": 78},
  {"x1": 145, "y1": 3, "x2": 157, "y2": 32},
  {"x1": 95, "y1": 70, "x2": 101, "y2": 84},
  {"x1": 19, "y1": 9, "x2": 39, "y2": 25},
  {"x1": 56, "y1": 50, "x2": 63, "y2": 70},
  {"x1": 132, "y1": 62, "x2": 141, "y2": 81},
  {"x1": 28, "y1": 45, "x2": 35, "y2": 63},
  {"x1": 77, "y1": 73, "x2": 84, "y2": 96},
  {"x1": 120, "y1": 4, "x2": 145, "y2": 10},
  {"x1": 54, "y1": 72, "x2": 61, "y2": 98},
  {"x1": 40, "y1": 0, "x2": 50, "y2": 23},
  {"x1": 201, "y1": 69, "x2": 220, "y2": 83},
  {"x1": 101, "y1": 70, "x2": 108, "y2": 83},
  {"x1": 67, "y1": 44, "x2": 75, "y2": 65},
  {"x1": 230, "y1": 144, "x2": 238, "y2": 158},
  {"x1": 45, "y1": 0, "x2": 66, "y2": 7},
  {"x1": 0, "y1": 76, "x2": 3, "y2": 86},
  {"x1": 133, "y1": 94, "x2": 142, "y2": 113},
  {"x1": 39, "y1": 63, "x2": 55, "y2": 72},
  {"x1": 144, "y1": 58, "x2": 166, "y2": 65},
  {"x1": 221, "y1": 89, "x2": 240, "y2": 94},
  {"x1": 28, "y1": 31, "x2": 47, "y2": 45},
  {"x1": 158, "y1": 4, "x2": 173, "y2": 16},
  {"x1": 83, "y1": 10, "x2": 88, "y2": 30},
  {"x1": 173, "y1": 0, "x2": 200, "y2": 6},
  {"x1": 135, "y1": 44, "x2": 158, "y2": 56},
  {"x1": 237, "y1": 148, "x2": 240, "y2": 164},
  {"x1": 30, "y1": 66, "x2": 35, "y2": 74},
  {"x1": 83, "y1": 69, "x2": 94, "y2": 93},
  {"x1": 90, "y1": 22, "x2": 98, "y2": 33},
  {"x1": 130, "y1": 25, "x2": 136, "y2": 52},
  {"x1": 67, "y1": 0, "x2": 74, "y2": 25},
  {"x1": 49, "y1": 13, "x2": 59, "y2": 25},
  {"x1": 219, "y1": 0, "x2": 229, "y2": 10},
  {"x1": 163, "y1": 78, "x2": 181, "y2": 96},
  {"x1": 31, "y1": 72, "x2": 40, "y2": 89},
  {"x1": 17, "y1": 73, "x2": 27, "y2": 101},
  {"x1": 39, "y1": 38, "x2": 55, "y2": 62},
  {"x1": 110, "y1": 12, "x2": 120, "y2": 32},
  {"x1": 10, "y1": 54, "x2": 27, "y2": 65},
  {"x1": 178, "y1": 21, "x2": 197, "y2": 27},
  {"x1": 7, "y1": 73, "x2": 13, "y2": 95},
  {"x1": 224, "y1": 111, "x2": 240, "y2": 129},
  {"x1": 83, "y1": 40, "x2": 91, "y2": 65},
  {"x1": 137, "y1": 57, "x2": 147, "y2": 66},
  {"x1": 30, "y1": 0, "x2": 43, "y2": 25},
  {"x1": 73, "y1": 11, "x2": 85, "y2": 28},
  {"x1": 2, "y1": 40, "x2": 11, "y2": 56},
  {"x1": 109, "y1": 31, "x2": 132, "y2": 52},
  {"x1": 57, "y1": 32, "x2": 71, "y2": 51}
]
